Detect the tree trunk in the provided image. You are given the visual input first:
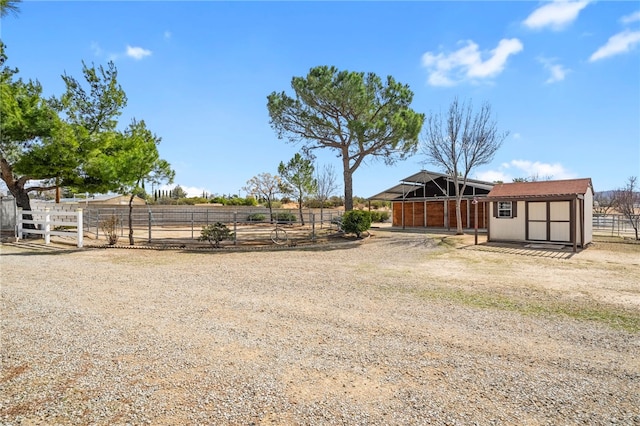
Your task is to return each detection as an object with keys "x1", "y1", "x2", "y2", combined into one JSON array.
[
  {"x1": 11, "y1": 184, "x2": 33, "y2": 212},
  {"x1": 1, "y1": 158, "x2": 35, "y2": 228},
  {"x1": 343, "y1": 155, "x2": 354, "y2": 211},
  {"x1": 455, "y1": 196, "x2": 463, "y2": 235},
  {"x1": 267, "y1": 199, "x2": 274, "y2": 224},
  {"x1": 55, "y1": 176, "x2": 61, "y2": 203},
  {"x1": 298, "y1": 196, "x2": 305, "y2": 226},
  {"x1": 453, "y1": 175, "x2": 463, "y2": 235},
  {"x1": 128, "y1": 193, "x2": 135, "y2": 245}
]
